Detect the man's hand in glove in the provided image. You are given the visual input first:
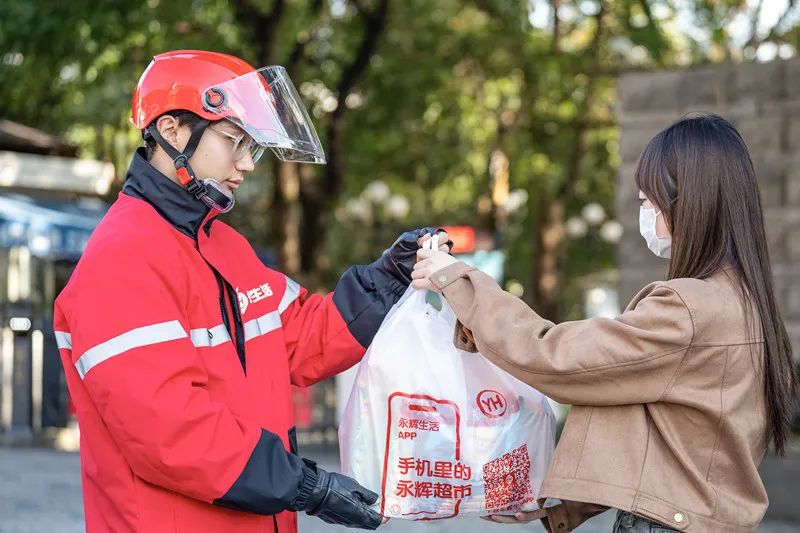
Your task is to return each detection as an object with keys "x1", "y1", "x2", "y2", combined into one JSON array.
[
  {"x1": 293, "y1": 460, "x2": 385, "y2": 529},
  {"x1": 378, "y1": 227, "x2": 452, "y2": 286}
]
